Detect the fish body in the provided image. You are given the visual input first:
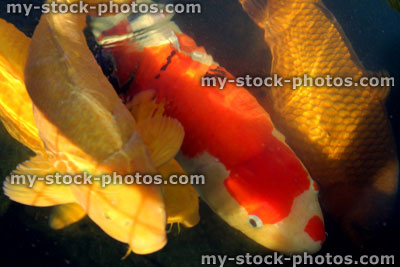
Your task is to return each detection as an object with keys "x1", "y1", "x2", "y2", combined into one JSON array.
[
  {"x1": 0, "y1": 12, "x2": 187, "y2": 255},
  {"x1": 239, "y1": 0, "x2": 399, "y2": 239},
  {"x1": 91, "y1": 11, "x2": 325, "y2": 253}
]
